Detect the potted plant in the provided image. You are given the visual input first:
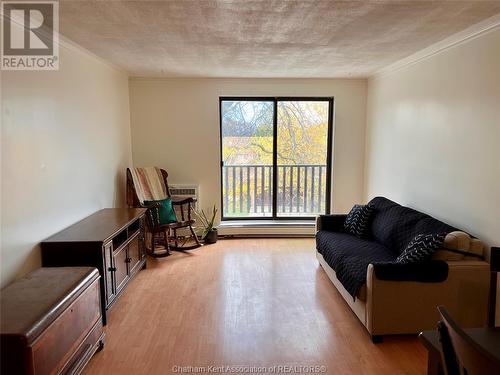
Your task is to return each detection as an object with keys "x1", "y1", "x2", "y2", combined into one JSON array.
[{"x1": 193, "y1": 205, "x2": 218, "y2": 244}]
